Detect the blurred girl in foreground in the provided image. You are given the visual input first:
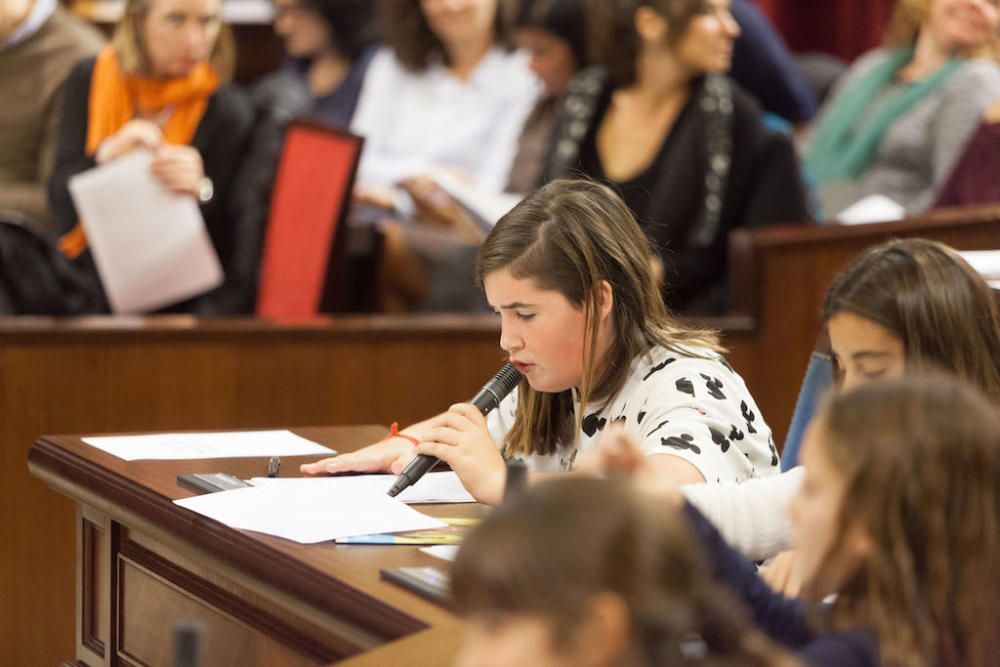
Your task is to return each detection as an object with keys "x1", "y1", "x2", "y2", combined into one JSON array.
[
  {"x1": 451, "y1": 477, "x2": 795, "y2": 667},
  {"x1": 602, "y1": 373, "x2": 1000, "y2": 666}
]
